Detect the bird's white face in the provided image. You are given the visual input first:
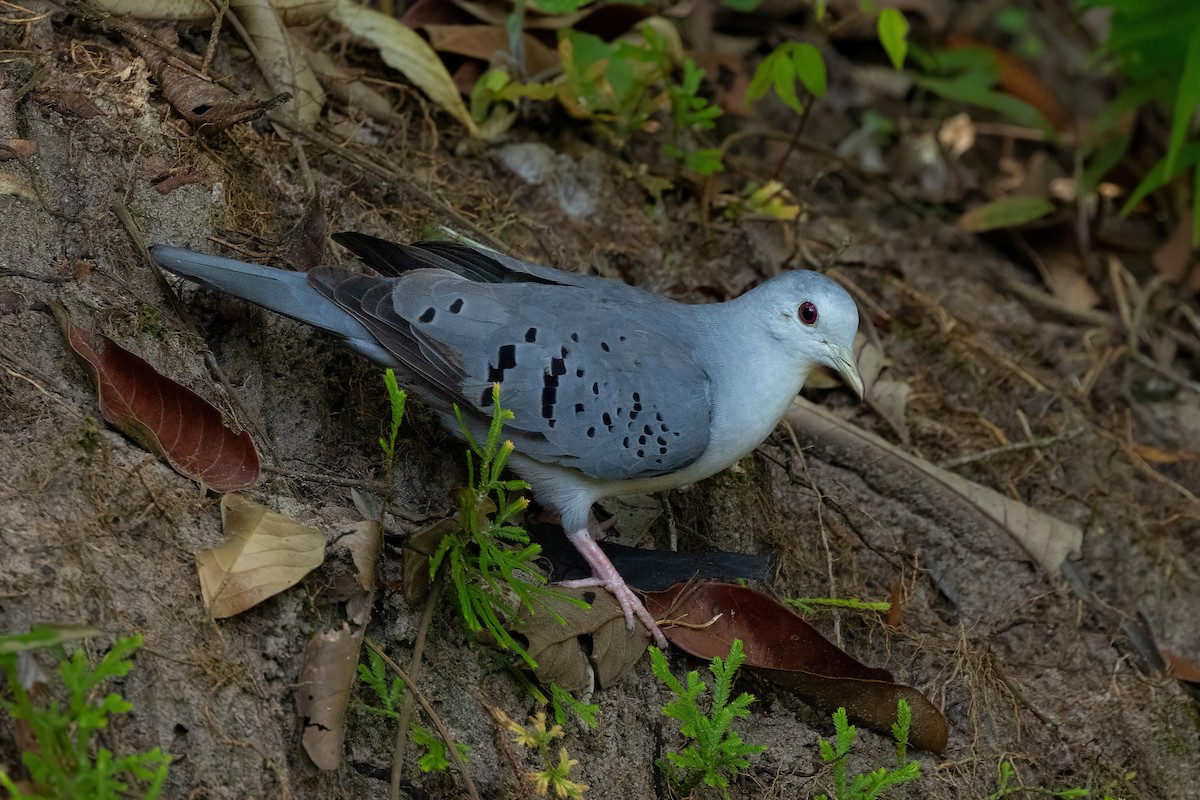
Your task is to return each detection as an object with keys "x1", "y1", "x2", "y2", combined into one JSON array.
[{"x1": 763, "y1": 271, "x2": 864, "y2": 397}]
